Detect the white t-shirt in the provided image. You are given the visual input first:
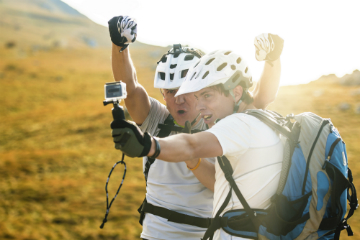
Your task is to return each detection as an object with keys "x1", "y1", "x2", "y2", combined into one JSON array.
[
  {"x1": 139, "y1": 97, "x2": 215, "y2": 240},
  {"x1": 206, "y1": 112, "x2": 283, "y2": 240}
]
